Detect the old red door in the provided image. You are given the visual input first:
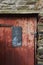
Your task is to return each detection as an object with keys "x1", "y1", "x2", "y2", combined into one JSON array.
[{"x1": 0, "y1": 14, "x2": 37, "y2": 65}]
